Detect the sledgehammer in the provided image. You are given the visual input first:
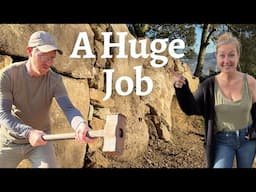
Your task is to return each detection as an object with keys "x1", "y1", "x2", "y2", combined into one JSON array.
[{"x1": 42, "y1": 113, "x2": 126, "y2": 153}]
